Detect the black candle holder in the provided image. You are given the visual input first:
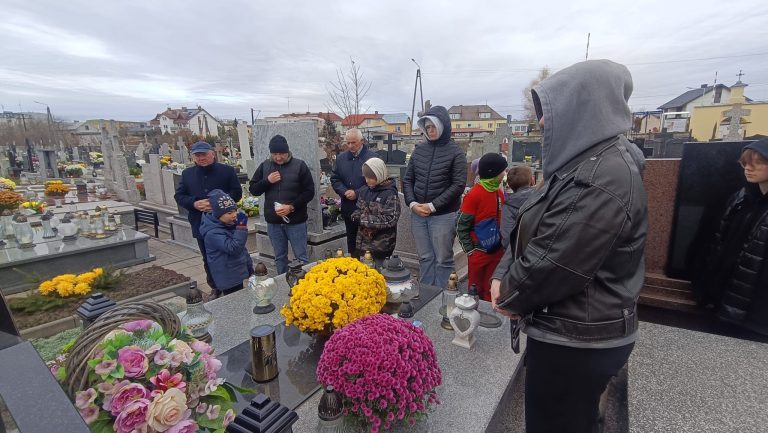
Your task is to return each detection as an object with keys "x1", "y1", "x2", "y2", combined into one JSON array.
[{"x1": 225, "y1": 393, "x2": 298, "y2": 433}]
